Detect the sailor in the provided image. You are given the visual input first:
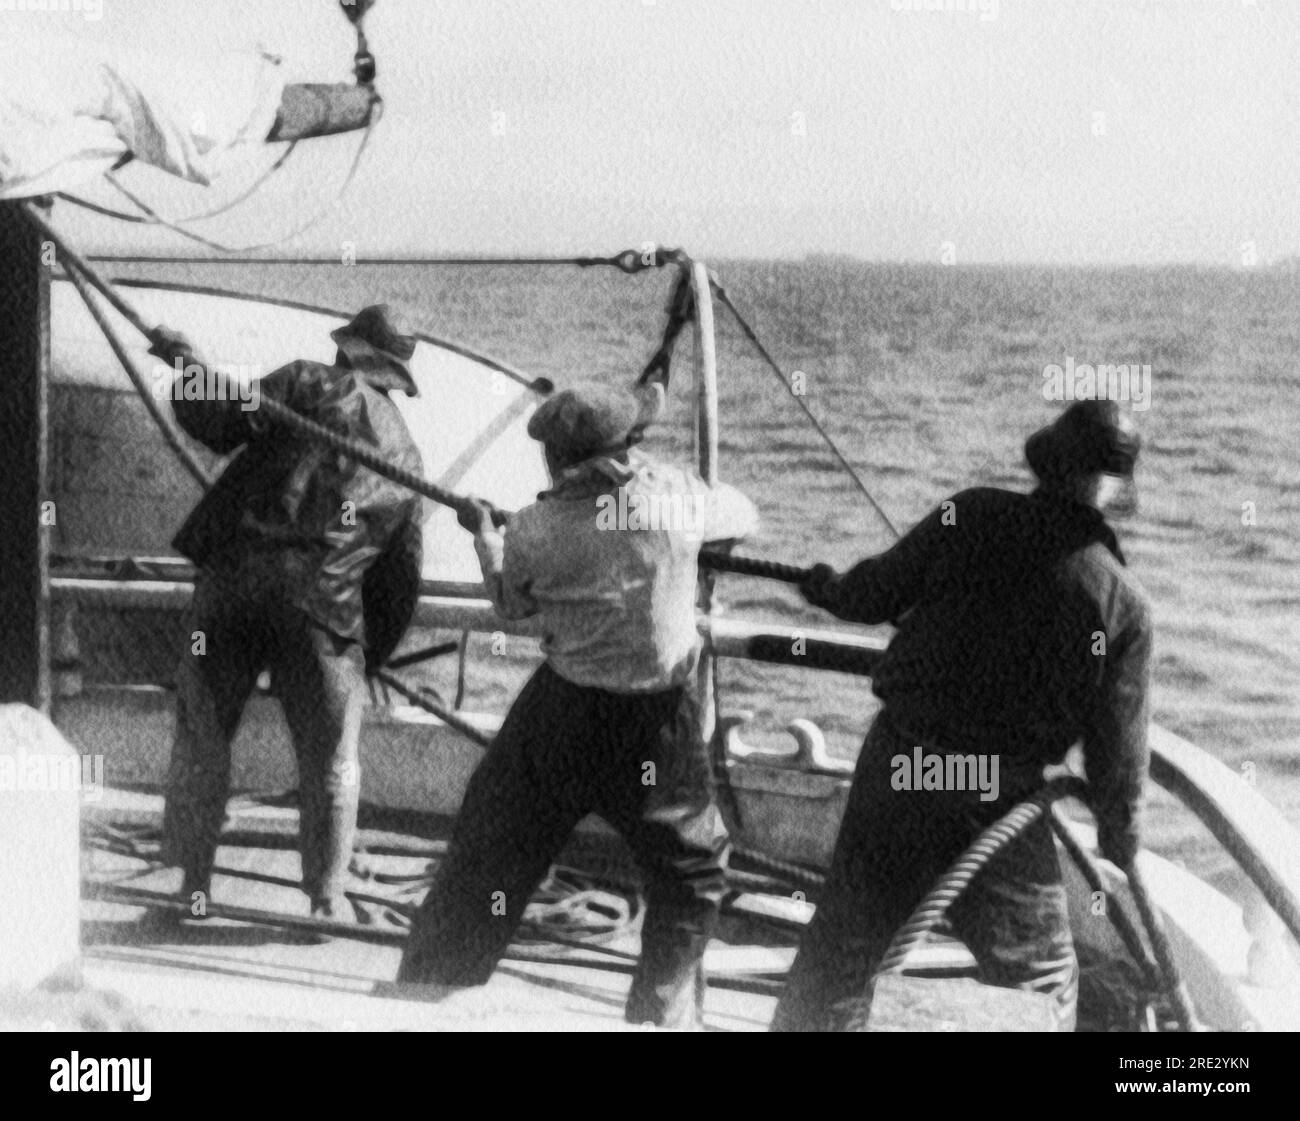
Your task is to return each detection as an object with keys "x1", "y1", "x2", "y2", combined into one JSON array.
[
  {"x1": 395, "y1": 381, "x2": 738, "y2": 1029},
  {"x1": 771, "y1": 398, "x2": 1151, "y2": 1031},
  {"x1": 146, "y1": 305, "x2": 425, "y2": 923}
]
